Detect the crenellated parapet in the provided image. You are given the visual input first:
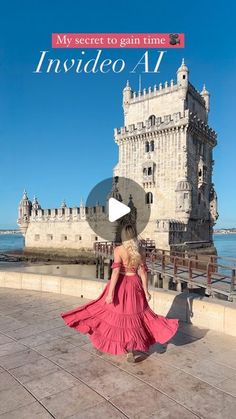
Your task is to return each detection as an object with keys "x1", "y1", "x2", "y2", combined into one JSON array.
[
  {"x1": 123, "y1": 60, "x2": 205, "y2": 108},
  {"x1": 125, "y1": 80, "x2": 205, "y2": 106},
  {"x1": 128, "y1": 79, "x2": 179, "y2": 104},
  {"x1": 114, "y1": 111, "x2": 186, "y2": 141},
  {"x1": 17, "y1": 189, "x2": 107, "y2": 230},
  {"x1": 188, "y1": 82, "x2": 206, "y2": 106},
  {"x1": 30, "y1": 204, "x2": 106, "y2": 222},
  {"x1": 114, "y1": 109, "x2": 217, "y2": 144},
  {"x1": 188, "y1": 111, "x2": 217, "y2": 145}
]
